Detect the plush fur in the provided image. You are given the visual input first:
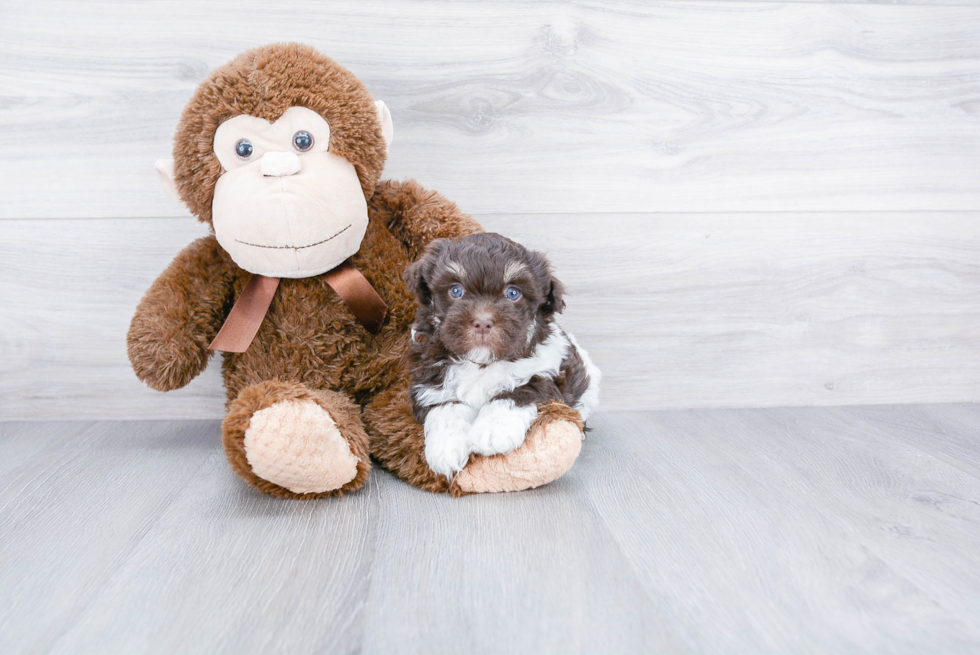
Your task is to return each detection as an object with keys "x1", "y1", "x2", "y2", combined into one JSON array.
[
  {"x1": 221, "y1": 380, "x2": 371, "y2": 499},
  {"x1": 128, "y1": 43, "x2": 589, "y2": 498},
  {"x1": 454, "y1": 402, "x2": 585, "y2": 494},
  {"x1": 244, "y1": 400, "x2": 359, "y2": 493},
  {"x1": 173, "y1": 43, "x2": 387, "y2": 224}
]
